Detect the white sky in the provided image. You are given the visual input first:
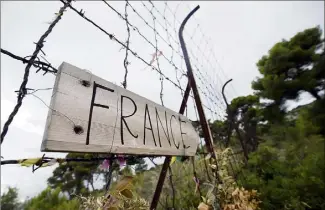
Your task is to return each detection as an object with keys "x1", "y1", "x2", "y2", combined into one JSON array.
[{"x1": 1, "y1": 1, "x2": 324, "y2": 200}]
